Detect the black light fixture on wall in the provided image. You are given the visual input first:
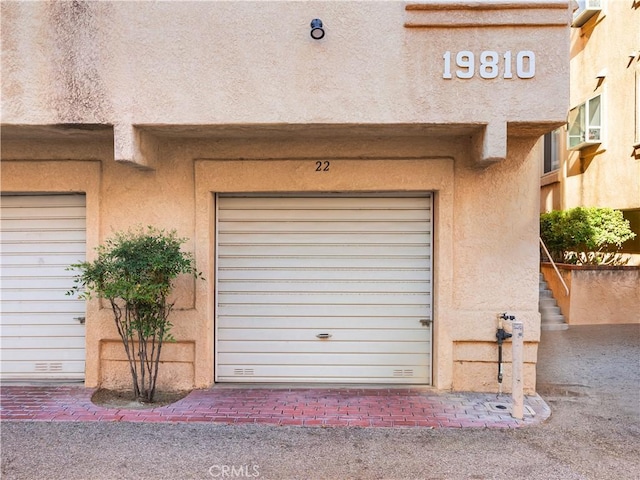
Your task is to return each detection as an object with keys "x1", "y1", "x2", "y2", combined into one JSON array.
[{"x1": 310, "y1": 19, "x2": 325, "y2": 40}]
